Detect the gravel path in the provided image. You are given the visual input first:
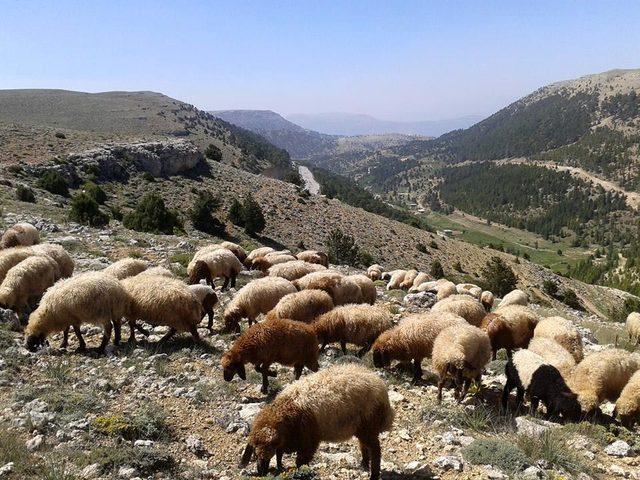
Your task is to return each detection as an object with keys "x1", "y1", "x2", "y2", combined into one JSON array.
[{"x1": 299, "y1": 165, "x2": 321, "y2": 194}]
